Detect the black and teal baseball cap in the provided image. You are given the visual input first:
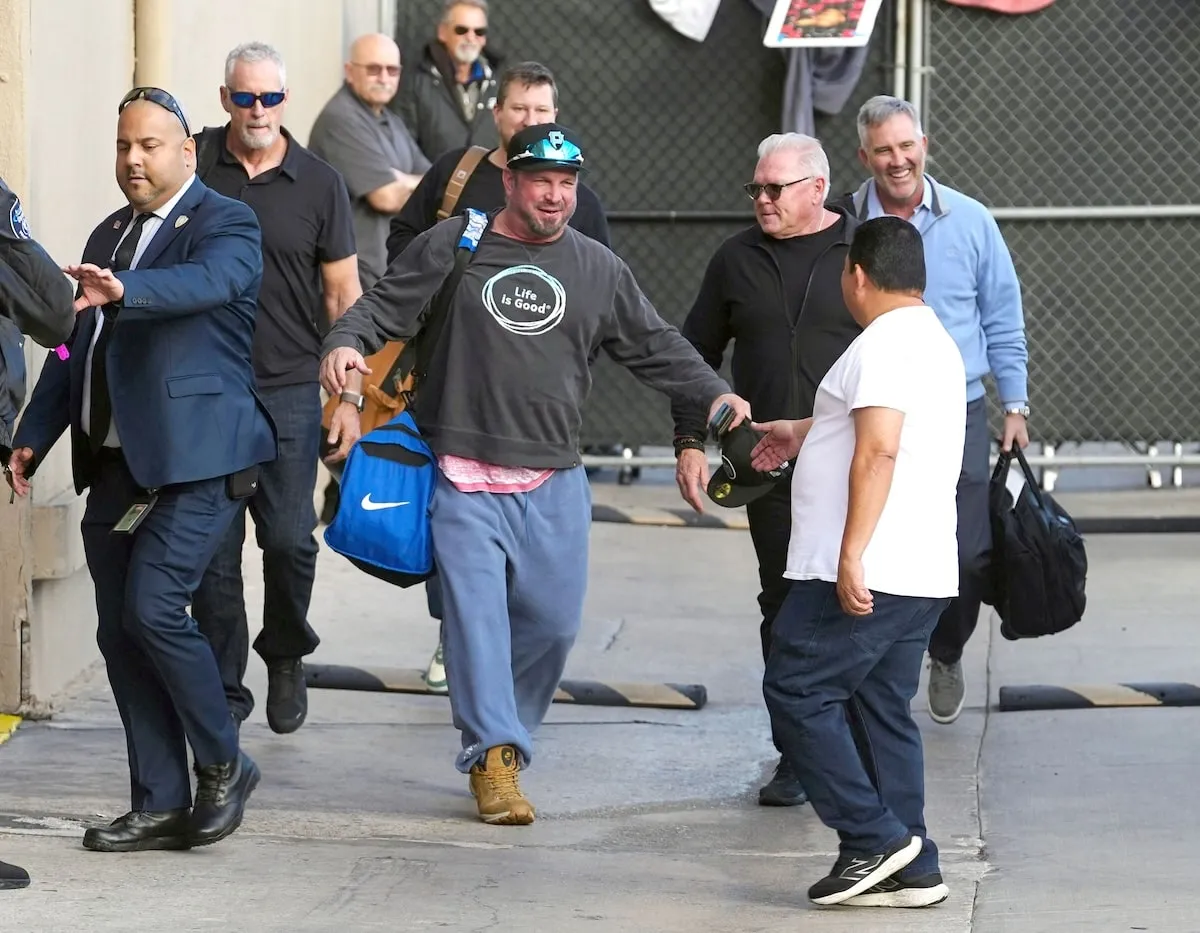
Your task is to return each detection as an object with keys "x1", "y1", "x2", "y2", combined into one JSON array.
[{"x1": 506, "y1": 123, "x2": 585, "y2": 173}]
